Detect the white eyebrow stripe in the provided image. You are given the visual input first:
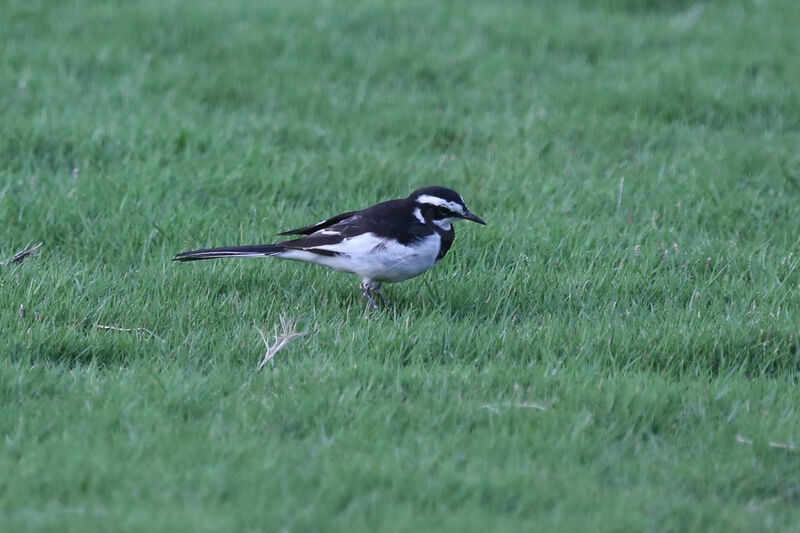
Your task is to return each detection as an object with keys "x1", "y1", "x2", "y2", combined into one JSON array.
[
  {"x1": 416, "y1": 195, "x2": 448, "y2": 207},
  {"x1": 415, "y1": 195, "x2": 466, "y2": 215}
]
